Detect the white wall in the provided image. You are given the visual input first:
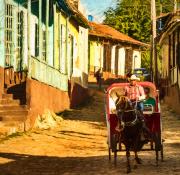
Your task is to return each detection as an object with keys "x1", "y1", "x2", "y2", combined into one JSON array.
[
  {"x1": 100, "y1": 45, "x2": 104, "y2": 69},
  {"x1": 30, "y1": 15, "x2": 38, "y2": 57},
  {"x1": 132, "y1": 50, "x2": 141, "y2": 69},
  {"x1": 111, "y1": 45, "x2": 116, "y2": 74},
  {"x1": 78, "y1": 26, "x2": 89, "y2": 87},
  {"x1": 94, "y1": 43, "x2": 99, "y2": 68},
  {"x1": 118, "y1": 47, "x2": 126, "y2": 76}
]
